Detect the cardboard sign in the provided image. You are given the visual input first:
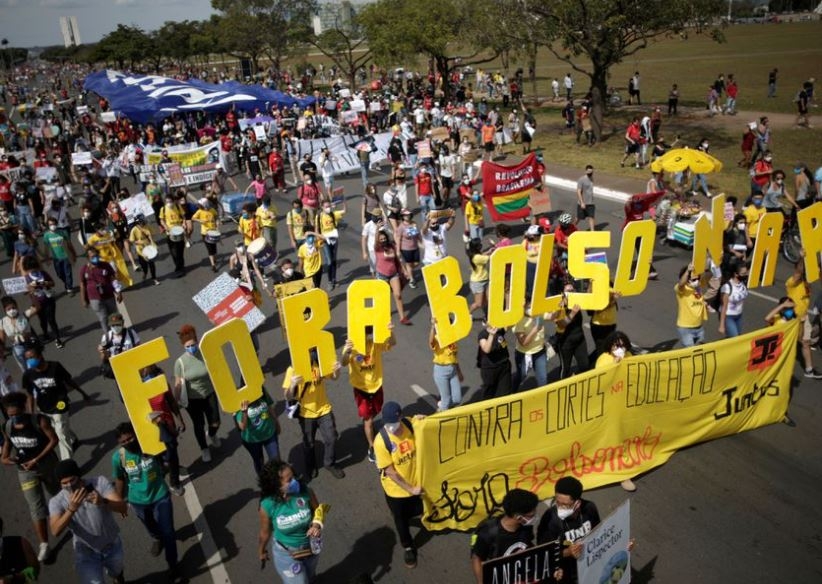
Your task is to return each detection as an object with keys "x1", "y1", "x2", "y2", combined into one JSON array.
[
  {"x1": 482, "y1": 540, "x2": 559, "y2": 584},
  {"x1": 350, "y1": 99, "x2": 366, "y2": 113},
  {"x1": 2, "y1": 277, "x2": 29, "y2": 295},
  {"x1": 71, "y1": 151, "x2": 92, "y2": 166},
  {"x1": 430, "y1": 127, "x2": 450, "y2": 142},
  {"x1": 76, "y1": 105, "x2": 89, "y2": 115},
  {"x1": 577, "y1": 500, "x2": 631, "y2": 584},
  {"x1": 119, "y1": 192, "x2": 155, "y2": 222},
  {"x1": 35, "y1": 167, "x2": 57, "y2": 182},
  {"x1": 528, "y1": 187, "x2": 551, "y2": 215},
  {"x1": 192, "y1": 273, "x2": 266, "y2": 332},
  {"x1": 100, "y1": 111, "x2": 116, "y2": 123}
]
